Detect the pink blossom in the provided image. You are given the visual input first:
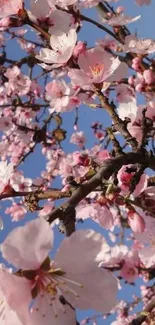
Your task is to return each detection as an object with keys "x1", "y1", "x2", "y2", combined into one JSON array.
[
  {"x1": 116, "y1": 84, "x2": 135, "y2": 104},
  {"x1": 0, "y1": 0, "x2": 23, "y2": 18},
  {"x1": 136, "y1": 0, "x2": 151, "y2": 5},
  {"x1": 76, "y1": 202, "x2": 114, "y2": 230},
  {"x1": 0, "y1": 218, "x2": 118, "y2": 325},
  {"x1": 0, "y1": 160, "x2": 14, "y2": 194},
  {"x1": 97, "y1": 36, "x2": 118, "y2": 52},
  {"x1": 68, "y1": 48, "x2": 128, "y2": 87},
  {"x1": 73, "y1": 41, "x2": 86, "y2": 58},
  {"x1": 117, "y1": 165, "x2": 148, "y2": 196},
  {"x1": 128, "y1": 210, "x2": 145, "y2": 233},
  {"x1": 36, "y1": 28, "x2": 77, "y2": 68},
  {"x1": 101, "y1": 245, "x2": 139, "y2": 283},
  {"x1": 45, "y1": 80, "x2": 77, "y2": 113},
  {"x1": 120, "y1": 261, "x2": 138, "y2": 283},
  {"x1": 143, "y1": 69, "x2": 155, "y2": 85},
  {"x1": 4, "y1": 66, "x2": 31, "y2": 96},
  {"x1": 124, "y1": 35, "x2": 155, "y2": 55},
  {"x1": 5, "y1": 202, "x2": 27, "y2": 221},
  {"x1": 70, "y1": 131, "x2": 86, "y2": 148},
  {"x1": 48, "y1": 9, "x2": 74, "y2": 35},
  {"x1": 96, "y1": 149, "x2": 111, "y2": 164},
  {"x1": 0, "y1": 117, "x2": 12, "y2": 132},
  {"x1": 58, "y1": 153, "x2": 89, "y2": 180},
  {"x1": 104, "y1": 14, "x2": 141, "y2": 26},
  {"x1": 10, "y1": 171, "x2": 32, "y2": 192},
  {"x1": 29, "y1": 0, "x2": 51, "y2": 21}
]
